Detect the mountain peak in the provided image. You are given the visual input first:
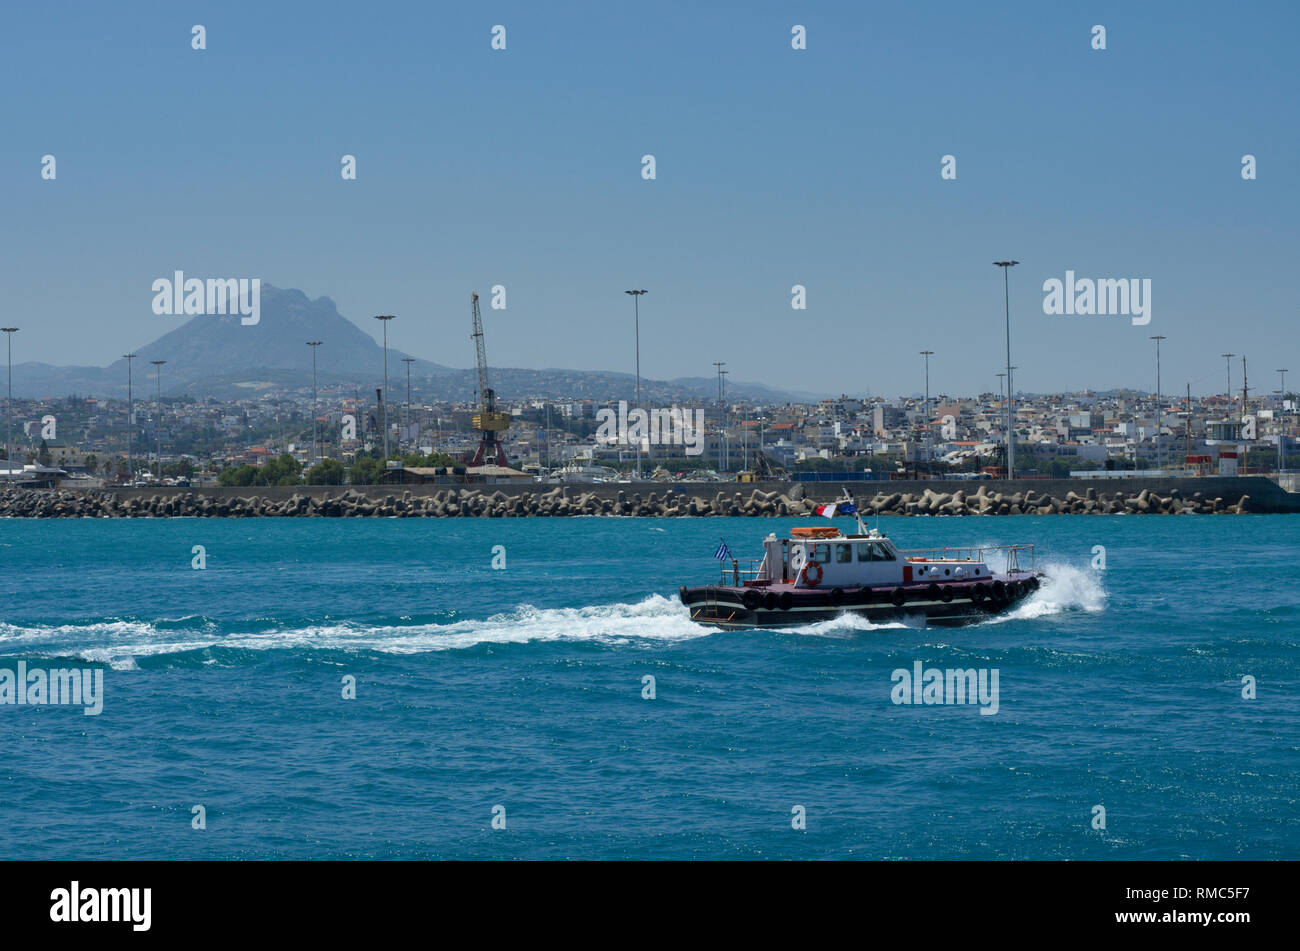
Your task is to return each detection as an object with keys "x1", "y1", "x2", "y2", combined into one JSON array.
[{"x1": 103, "y1": 284, "x2": 449, "y2": 387}]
